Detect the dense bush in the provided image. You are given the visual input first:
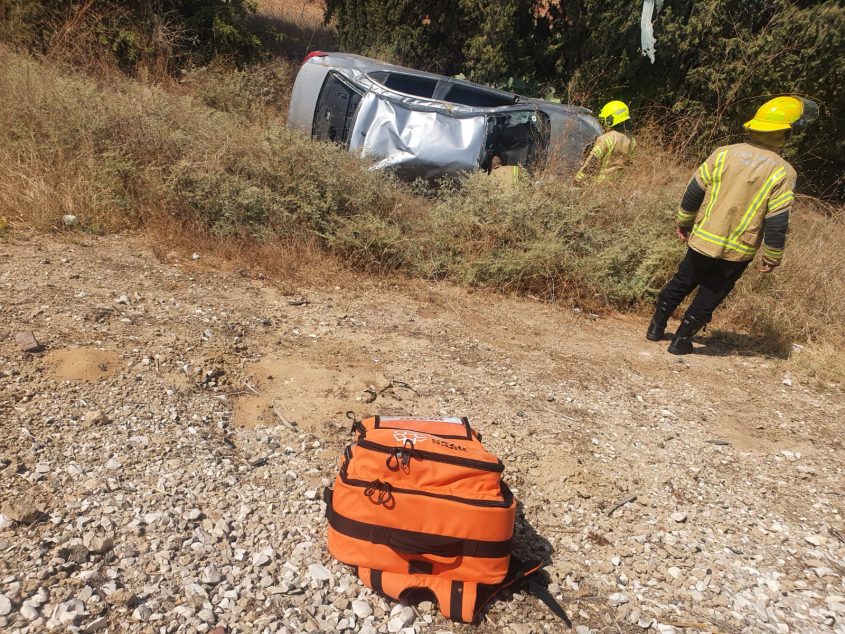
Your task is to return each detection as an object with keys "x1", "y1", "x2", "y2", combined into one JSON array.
[
  {"x1": 0, "y1": 0, "x2": 263, "y2": 73},
  {"x1": 325, "y1": 0, "x2": 845, "y2": 199}
]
